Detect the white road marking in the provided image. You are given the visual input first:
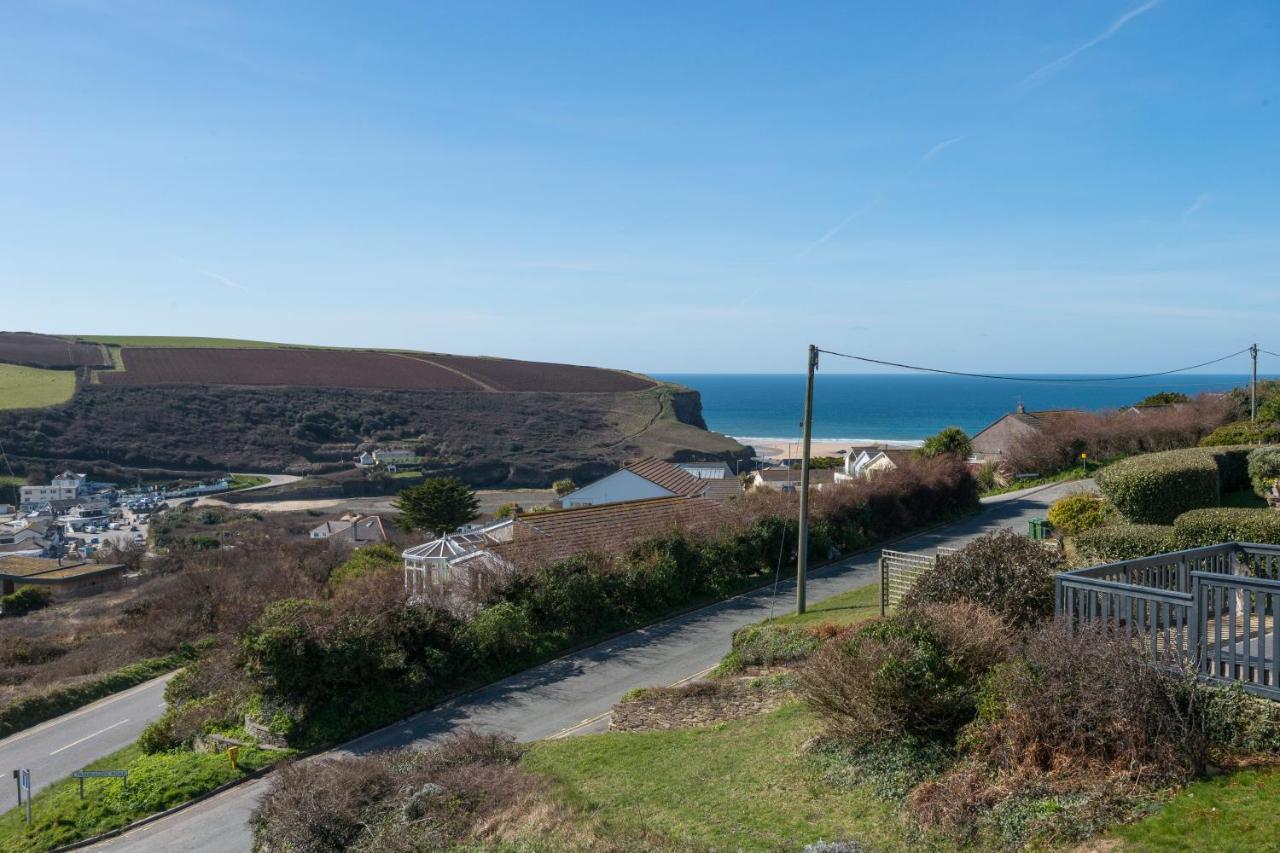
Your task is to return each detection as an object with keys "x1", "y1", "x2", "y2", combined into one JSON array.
[
  {"x1": 0, "y1": 671, "x2": 175, "y2": 750},
  {"x1": 49, "y1": 718, "x2": 130, "y2": 756}
]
